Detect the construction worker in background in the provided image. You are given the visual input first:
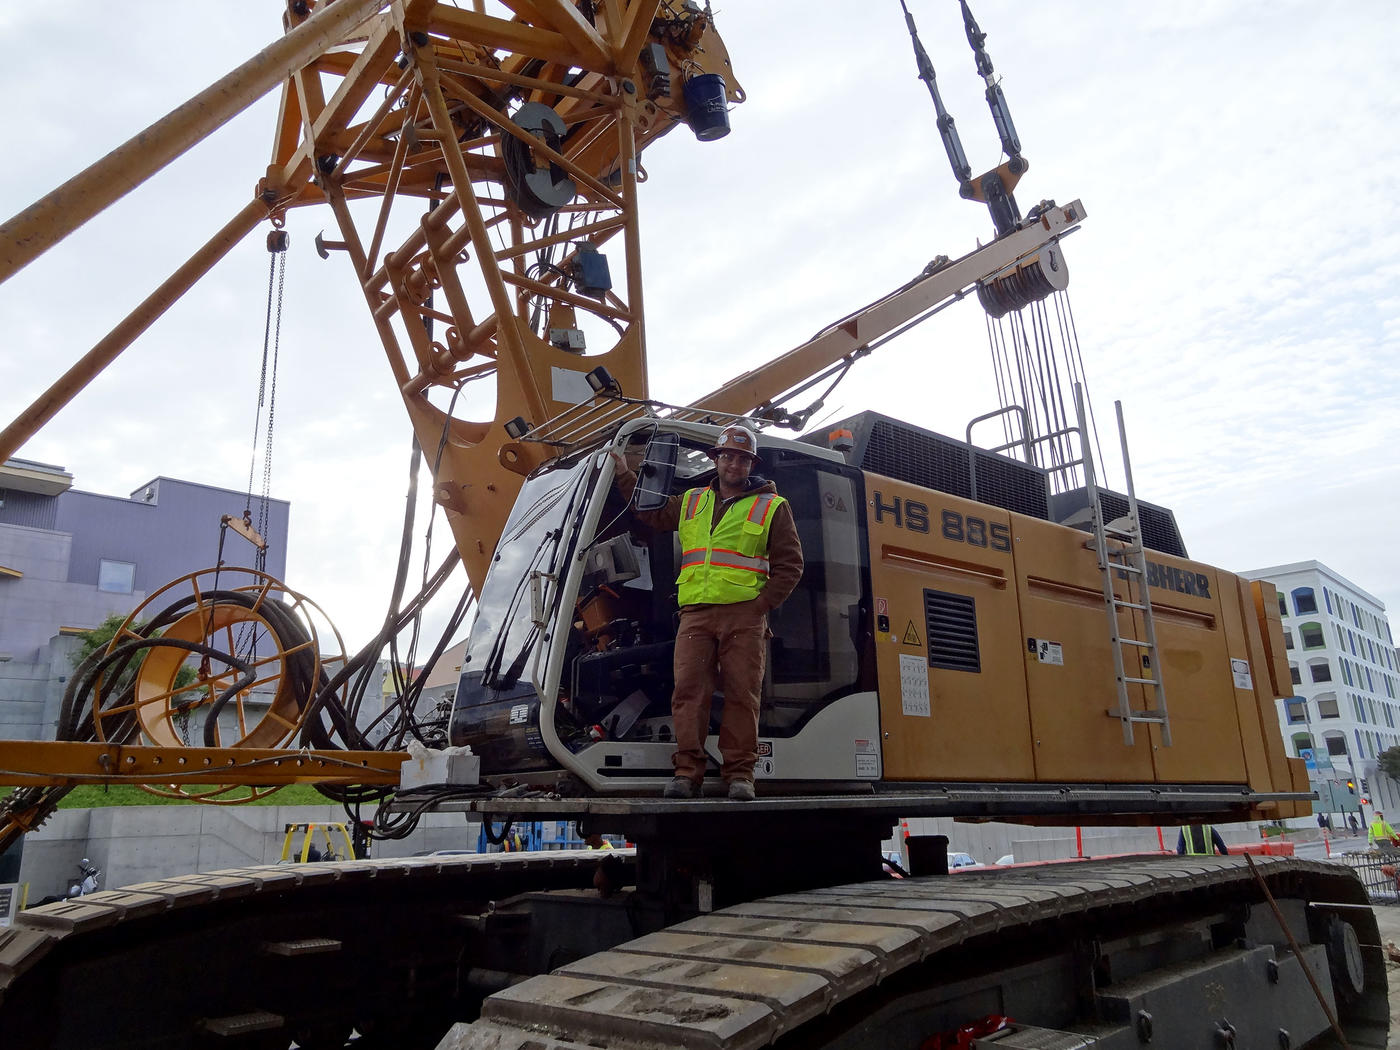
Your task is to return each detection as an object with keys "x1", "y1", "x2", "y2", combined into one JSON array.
[
  {"x1": 1368, "y1": 810, "x2": 1399, "y2": 848},
  {"x1": 613, "y1": 424, "x2": 804, "y2": 801},
  {"x1": 584, "y1": 833, "x2": 614, "y2": 850},
  {"x1": 1176, "y1": 823, "x2": 1229, "y2": 856}
]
